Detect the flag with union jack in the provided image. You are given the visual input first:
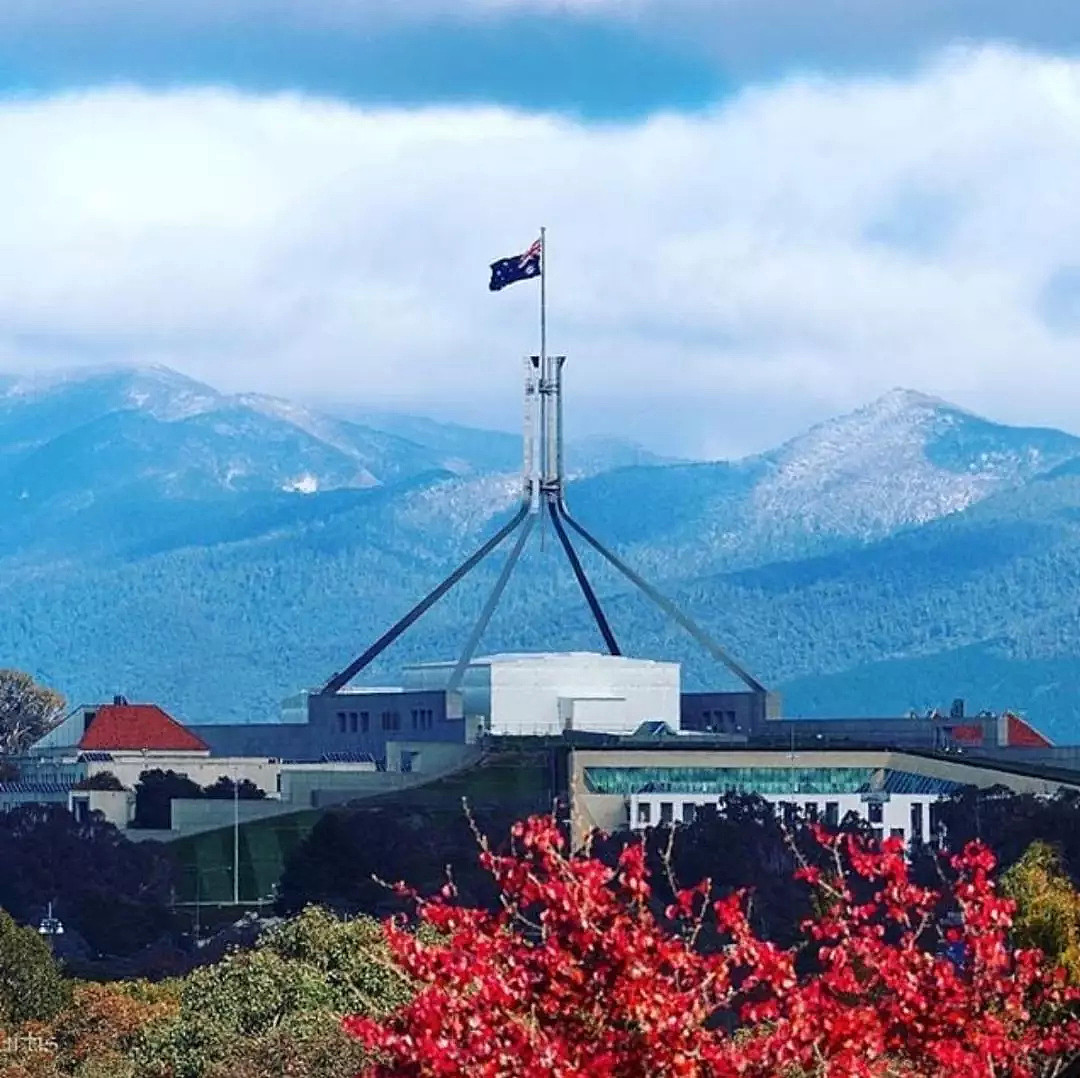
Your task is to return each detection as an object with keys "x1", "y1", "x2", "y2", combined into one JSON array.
[{"x1": 489, "y1": 237, "x2": 542, "y2": 292}]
